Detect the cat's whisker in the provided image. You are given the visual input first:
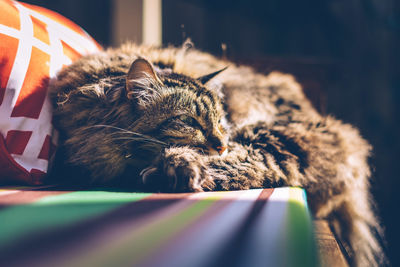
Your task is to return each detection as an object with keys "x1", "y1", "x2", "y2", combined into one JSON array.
[
  {"x1": 109, "y1": 131, "x2": 136, "y2": 136},
  {"x1": 88, "y1": 124, "x2": 167, "y2": 146},
  {"x1": 86, "y1": 124, "x2": 167, "y2": 147},
  {"x1": 112, "y1": 136, "x2": 167, "y2": 146},
  {"x1": 109, "y1": 131, "x2": 140, "y2": 138},
  {"x1": 88, "y1": 124, "x2": 134, "y2": 134},
  {"x1": 108, "y1": 131, "x2": 160, "y2": 141}
]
